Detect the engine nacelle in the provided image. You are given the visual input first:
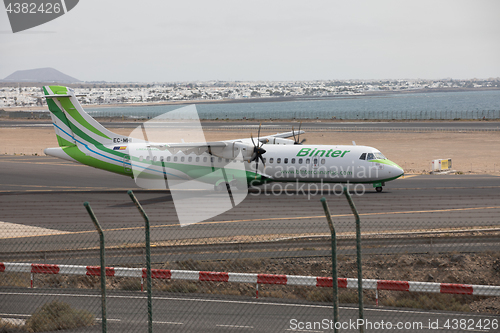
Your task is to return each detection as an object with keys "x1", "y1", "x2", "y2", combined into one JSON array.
[{"x1": 265, "y1": 137, "x2": 296, "y2": 145}]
